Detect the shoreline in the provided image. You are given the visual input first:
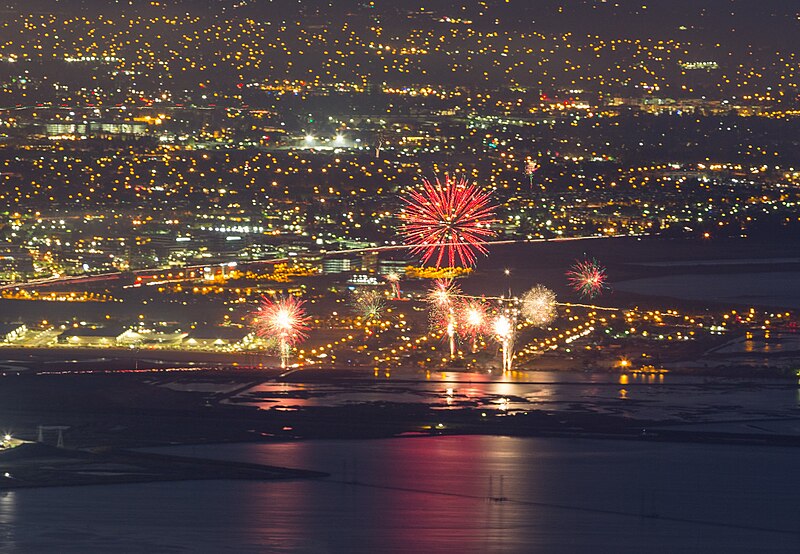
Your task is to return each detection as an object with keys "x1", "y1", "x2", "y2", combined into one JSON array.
[
  {"x1": 0, "y1": 442, "x2": 327, "y2": 491},
  {"x1": 1, "y1": 346, "x2": 798, "y2": 379},
  {"x1": 7, "y1": 420, "x2": 800, "y2": 493},
  {"x1": 6, "y1": 419, "x2": 800, "y2": 493}
]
